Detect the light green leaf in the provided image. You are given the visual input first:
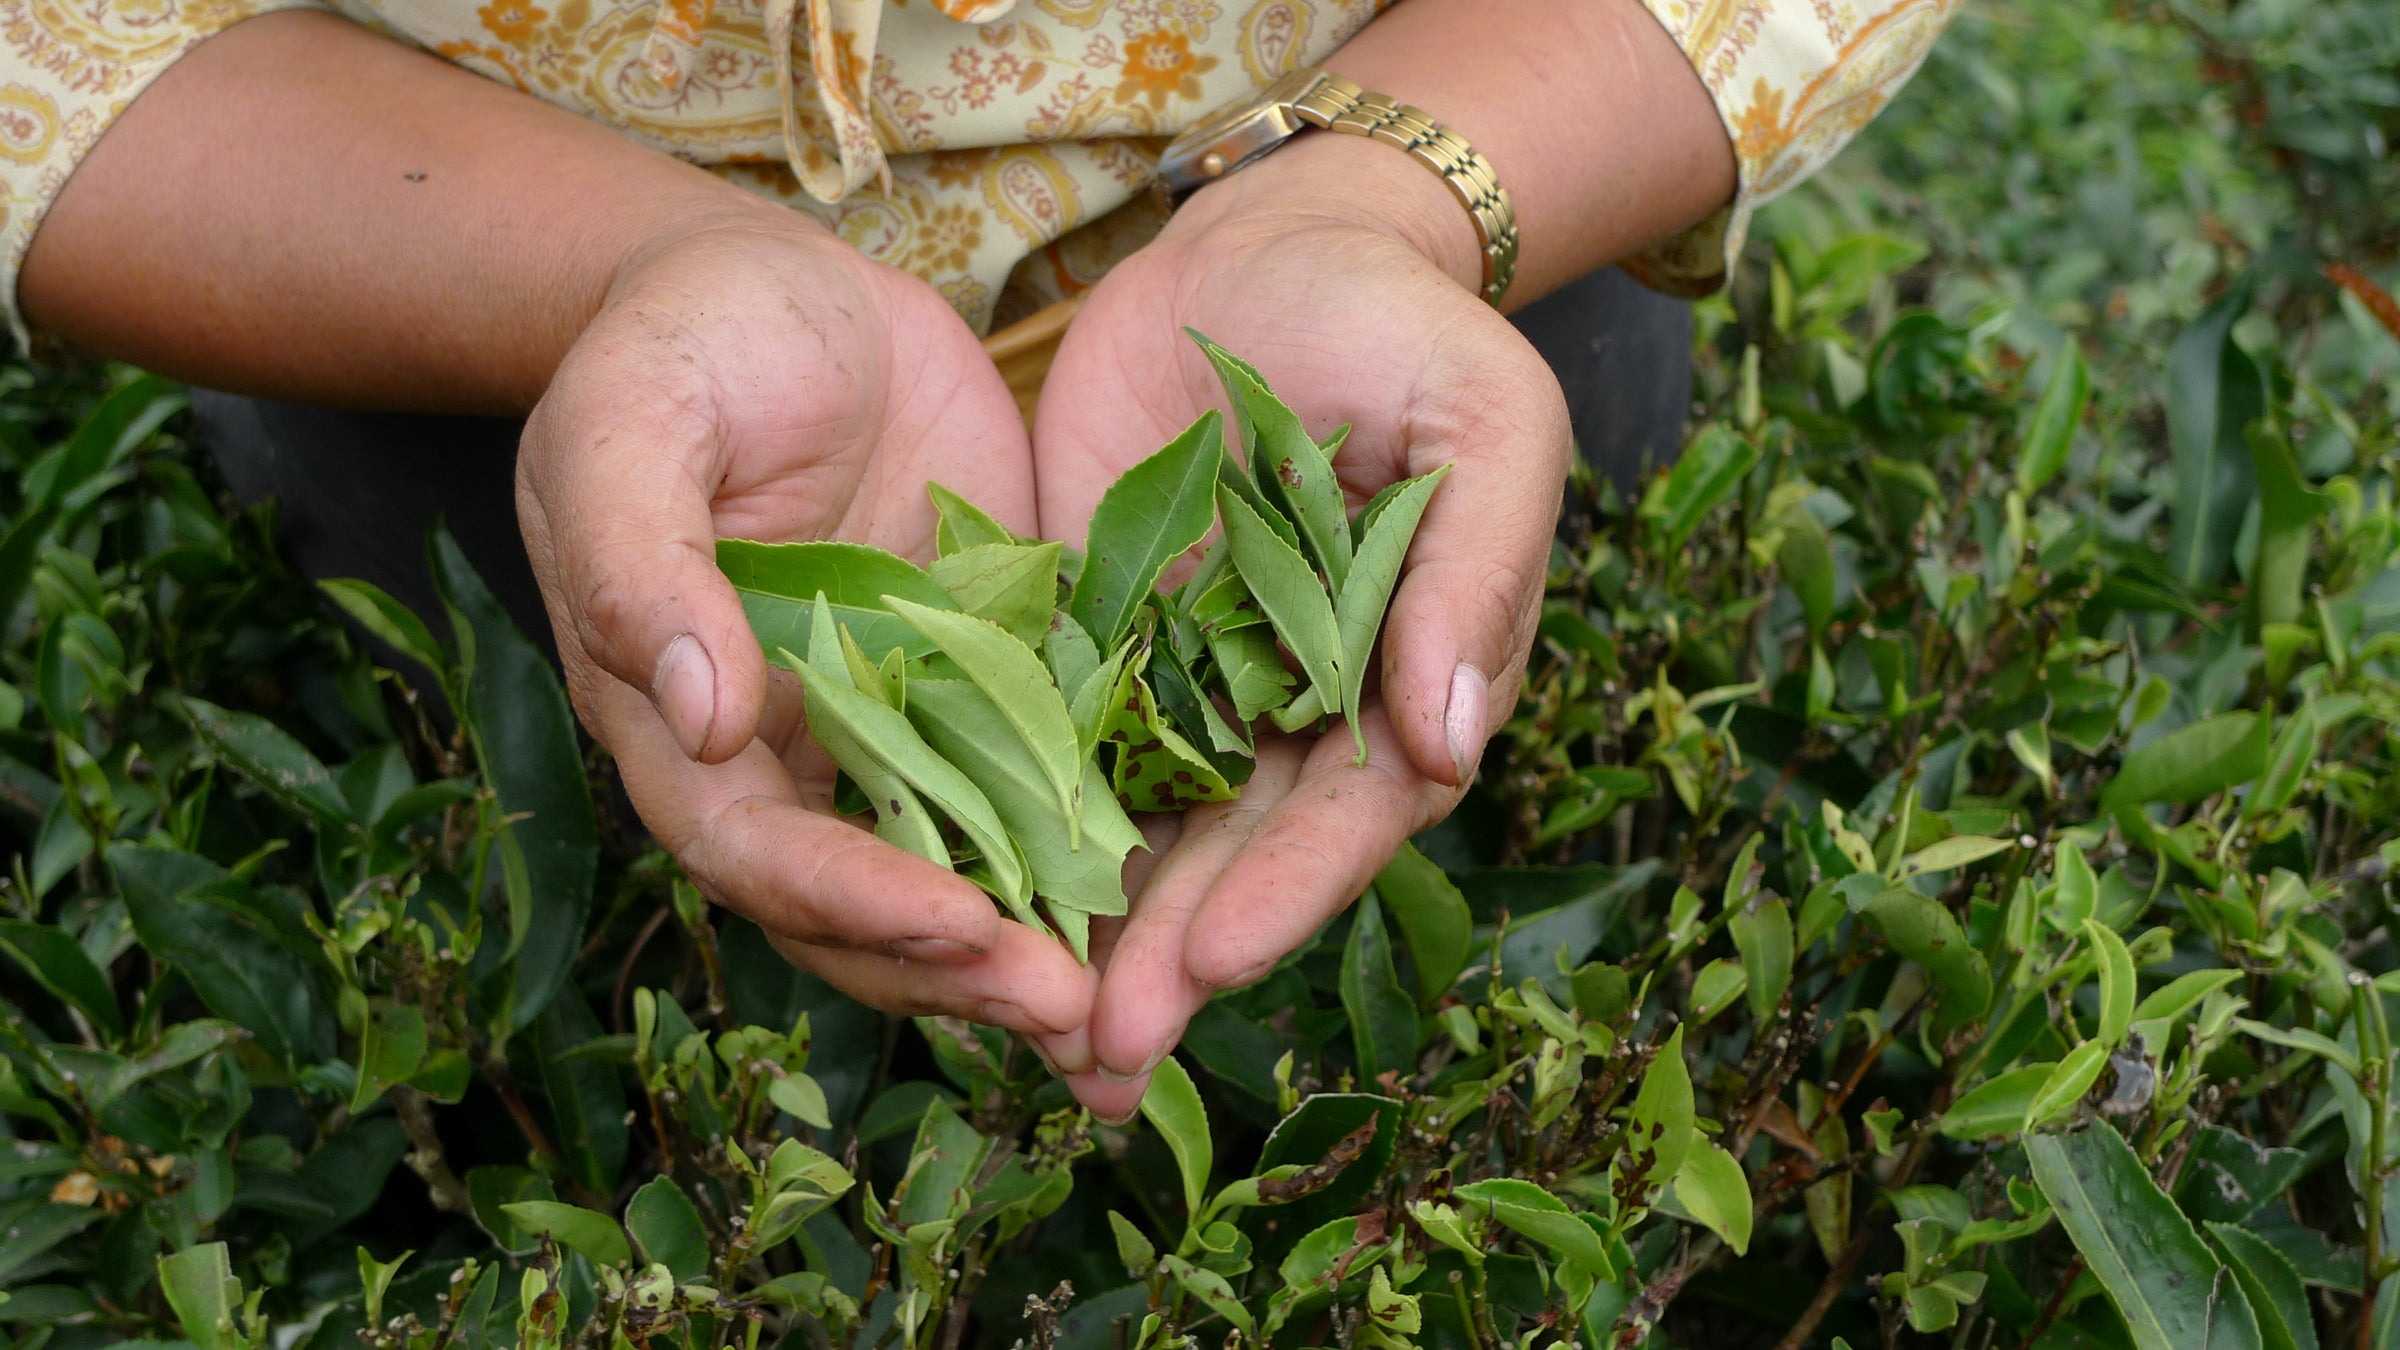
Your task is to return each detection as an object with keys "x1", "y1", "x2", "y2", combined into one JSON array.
[
  {"x1": 1627, "y1": 1026, "x2": 1696, "y2": 1191},
  {"x1": 1139, "y1": 1054, "x2": 1211, "y2": 1221},
  {"x1": 720, "y1": 539, "x2": 958, "y2": 664},
  {"x1": 768, "y1": 1073, "x2": 832, "y2": 1130},
  {"x1": 2027, "y1": 1126, "x2": 2263, "y2": 1350},
  {"x1": 1207, "y1": 623, "x2": 1298, "y2": 722},
  {"x1": 1192, "y1": 331, "x2": 1352, "y2": 589},
  {"x1": 320, "y1": 578, "x2": 447, "y2": 680},
  {"x1": 501, "y1": 1200, "x2": 632, "y2": 1268},
  {"x1": 1219, "y1": 482, "x2": 1342, "y2": 717},
  {"x1": 2027, "y1": 1040, "x2": 2112, "y2": 1126},
  {"x1": 927, "y1": 481, "x2": 1019, "y2": 555},
  {"x1": 929, "y1": 541, "x2": 1061, "y2": 648},
  {"x1": 887, "y1": 596, "x2": 1084, "y2": 845},
  {"x1": 1730, "y1": 894, "x2": 1794, "y2": 1021},
  {"x1": 1452, "y1": 1178, "x2": 1616, "y2": 1277},
  {"x1": 2232, "y1": 1019, "x2": 2360, "y2": 1075},
  {"x1": 1675, "y1": 1146, "x2": 1753, "y2": 1255},
  {"x1": 1643, "y1": 424, "x2": 1761, "y2": 552},
  {"x1": 1939, "y1": 1064, "x2": 2056, "y2": 1139},
  {"x1": 779, "y1": 650, "x2": 1030, "y2": 916},
  {"x1": 1108, "y1": 1210, "x2": 1157, "y2": 1280},
  {"x1": 1333, "y1": 466, "x2": 1448, "y2": 764},
  {"x1": 351, "y1": 1001, "x2": 428, "y2": 1112},
  {"x1": 1068, "y1": 411, "x2": 1225, "y2": 649},
  {"x1": 1861, "y1": 888, "x2": 1992, "y2": 1035},
  {"x1": 159, "y1": 1242, "x2": 242, "y2": 1350},
  {"x1": 2131, "y1": 970, "x2": 2242, "y2": 1025},
  {"x1": 2018, "y1": 338, "x2": 2090, "y2": 493},
  {"x1": 905, "y1": 678, "x2": 1141, "y2": 943},
  {"x1": 803, "y1": 598, "x2": 948, "y2": 867},
  {"x1": 2083, "y1": 919, "x2": 2135, "y2": 1046},
  {"x1": 1895, "y1": 834, "x2": 2015, "y2": 880}
]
